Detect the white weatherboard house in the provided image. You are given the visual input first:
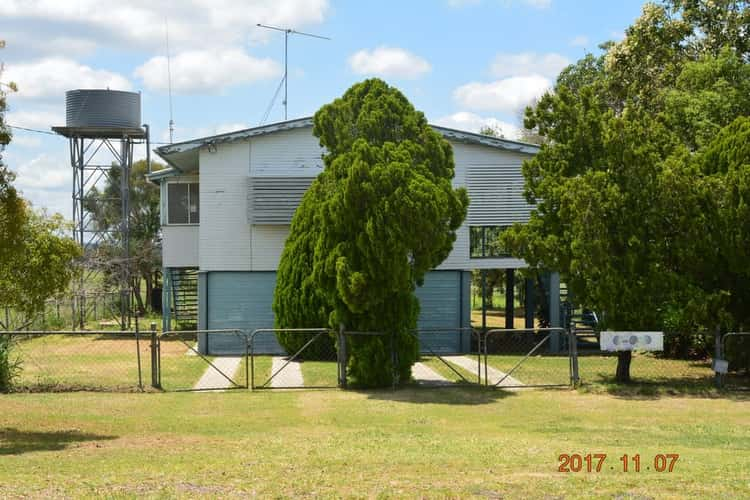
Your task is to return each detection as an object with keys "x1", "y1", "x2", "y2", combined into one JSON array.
[{"x1": 150, "y1": 117, "x2": 553, "y2": 355}]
